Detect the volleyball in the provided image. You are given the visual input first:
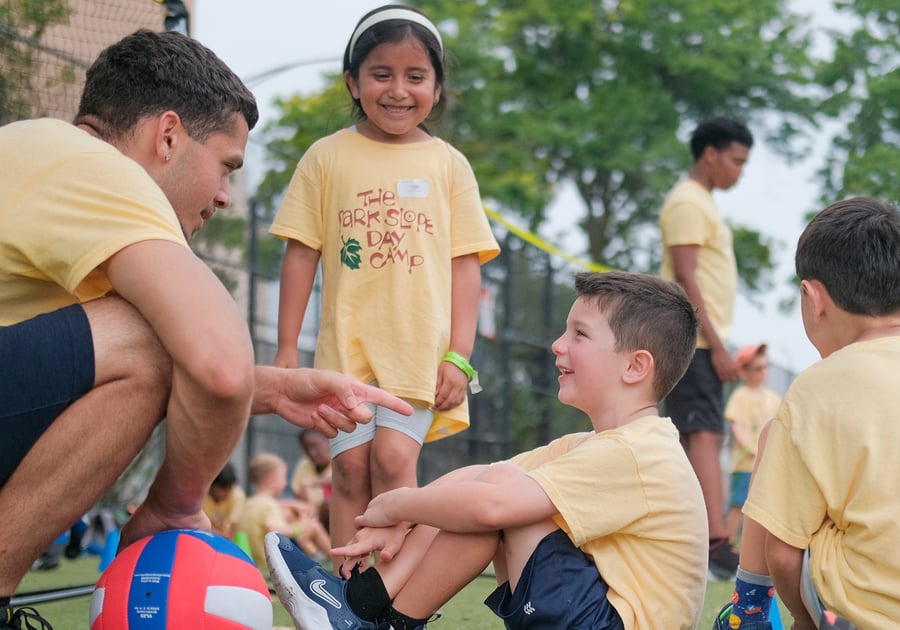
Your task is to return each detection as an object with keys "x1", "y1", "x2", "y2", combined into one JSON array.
[{"x1": 89, "y1": 529, "x2": 272, "y2": 629}]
